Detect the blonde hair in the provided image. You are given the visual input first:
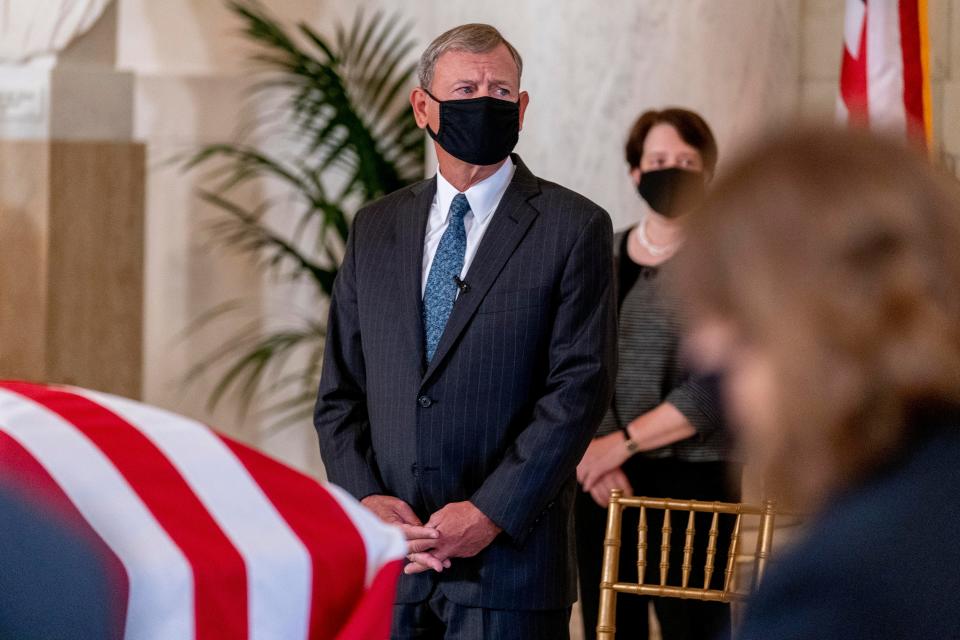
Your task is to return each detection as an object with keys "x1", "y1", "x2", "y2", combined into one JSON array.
[
  {"x1": 417, "y1": 23, "x2": 523, "y2": 91},
  {"x1": 673, "y1": 128, "x2": 960, "y2": 507}
]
